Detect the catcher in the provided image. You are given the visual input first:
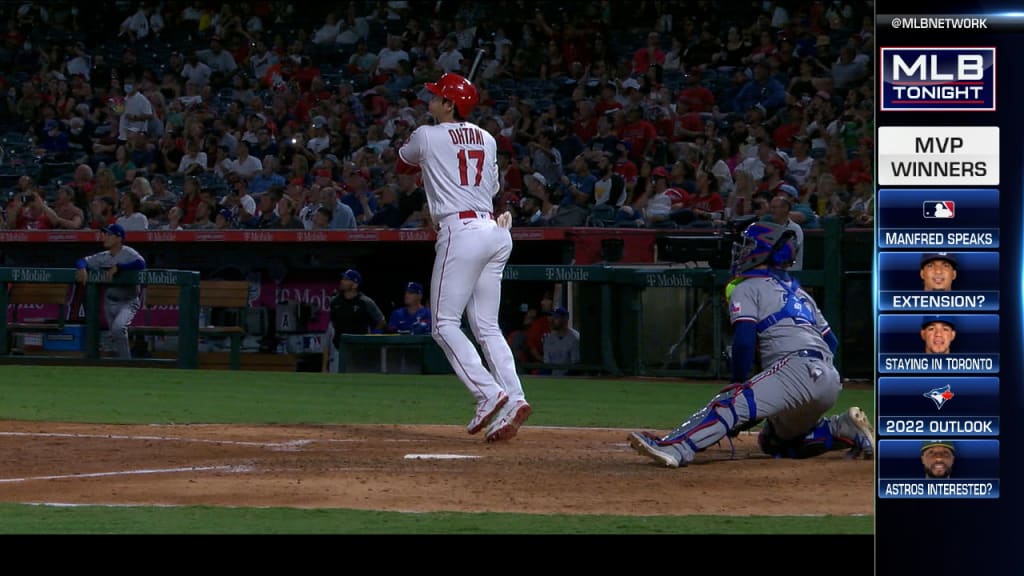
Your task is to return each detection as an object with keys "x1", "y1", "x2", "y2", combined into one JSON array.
[{"x1": 629, "y1": 221, "x2": 875, "y2": 467}]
